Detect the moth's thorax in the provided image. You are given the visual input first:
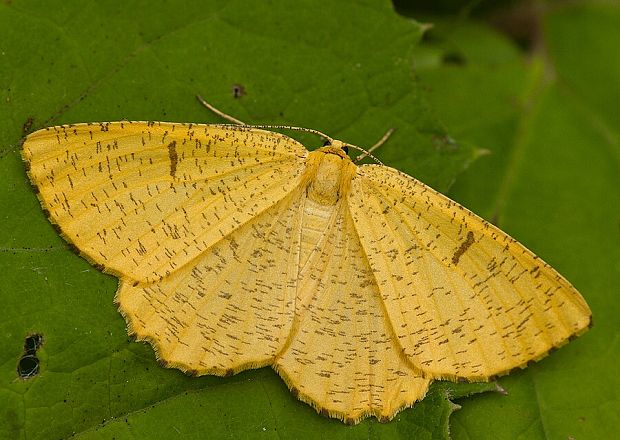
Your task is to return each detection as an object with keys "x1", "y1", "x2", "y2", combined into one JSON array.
[{"x1": 304, "y1": 145, "x2": 356, "y2": 206}]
